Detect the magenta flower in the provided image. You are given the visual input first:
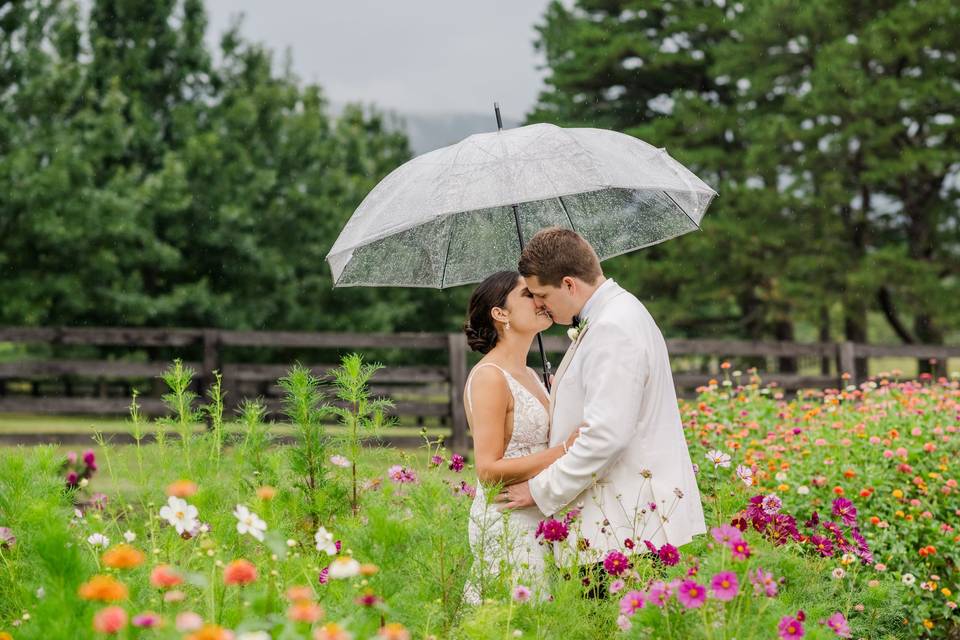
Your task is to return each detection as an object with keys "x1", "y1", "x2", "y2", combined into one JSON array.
[
  {"x1": 730, "y1": 539, "x2": 752, "y2": 560},
  {"x1": 387, "y1": 465, "x2": 417, "y2": 484},
  {"x1": 778, "y1": 615, "x2": 805, "y2": 639},
  {"x1": 658, "y1": 543, "x2": 680, "y2": 566},
  {"x1": 711, "y1": 523, "x2": 743, "y2": 546},
  {"x1": 831, "y1": 497, "x2": 857, "y2": 527},
  {"x1": 132, "y1": 612, "x2": 162, "y2": 628},
  {"x1": 750, "y1": 568, "x2": 778, "y2": 597},
  {"x1": 455, "y1": 480, "x2": 476, "y2": 498},
  {"x1": 647, "y1": 581, "x2": 672, "y2": 607},
  {"x1": 448, "y1": 454, "x2": 465, "y2": 472},
  {"x1": 761, "y1": 493, "x2": 782, "y2": 515},
  {"x1": 512, "y1": 585, "x2": 531, "y2": 602},
  {"x1": 710, "y1": 571, "x2": 739, "y2": 601},
  {"x1": 317, "y1": 567, "x2": 329, "y2": 584},
  {"x1": 619, "y1": 590, "x2": 646, "y2": 616},
  {"x1": 535, "y1": 518, "x2": 569, "y2": 543},
  {"x1": 429, "y1": 455, "x2": 443, "y2": 467},
  {"x1": 677, "y1": 580, "x2": 707, "y2": 609},
  {"x1": 809, "y1": 535, "x2": 835, "y2": 558},
  {"x1": 603, "y1": 550, "x2": 630, "y2": 576},
  {"x1": 824, "y1": 612, "x2": 852, "y2": 638}
]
